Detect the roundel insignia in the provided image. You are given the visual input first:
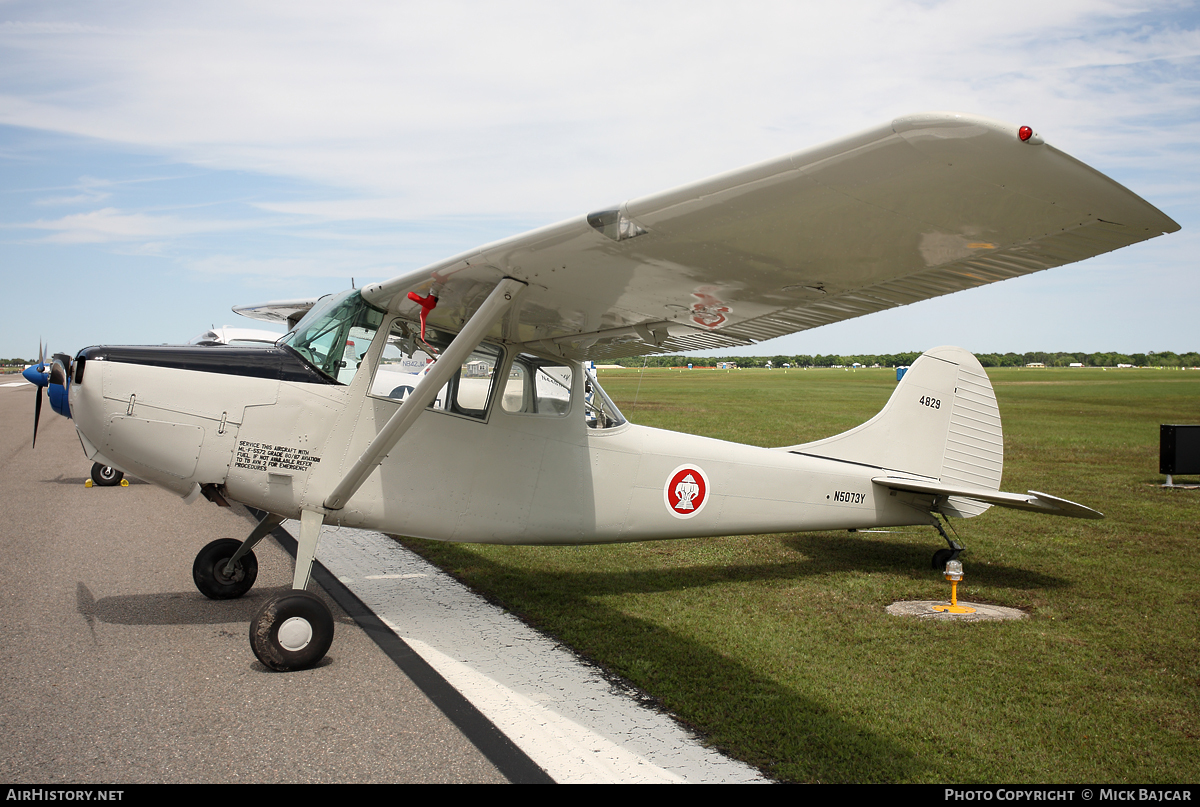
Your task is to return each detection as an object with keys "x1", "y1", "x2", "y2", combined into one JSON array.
[{"x1": 664, "y1": 464, "x2": 710, "y2": 519}]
